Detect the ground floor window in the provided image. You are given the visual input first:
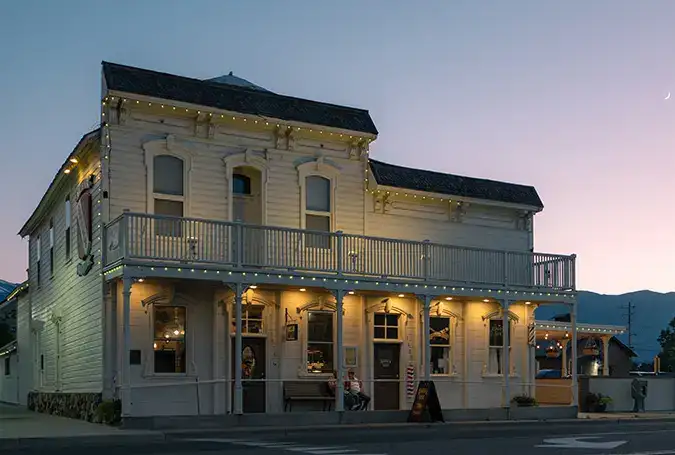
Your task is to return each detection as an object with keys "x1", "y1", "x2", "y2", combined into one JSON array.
[
  {"x1": 231, "y1": 305, "x2": 264, "y2": 334},
  {"x1": 3, "y1": 357, "x2": 9, "y2": 376},
  {"x1": 488, "y1": 318, "x2": 511, "y2": 375},
  {"x1": 306, "y1": 311, "x2": 333, "y2": 374},
  {"x1": 430, "y1": 316, "x2": 452, "y2": 374},
  {"x1": 153, "y1": 306, "x2": 187, "y2": 373}
]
